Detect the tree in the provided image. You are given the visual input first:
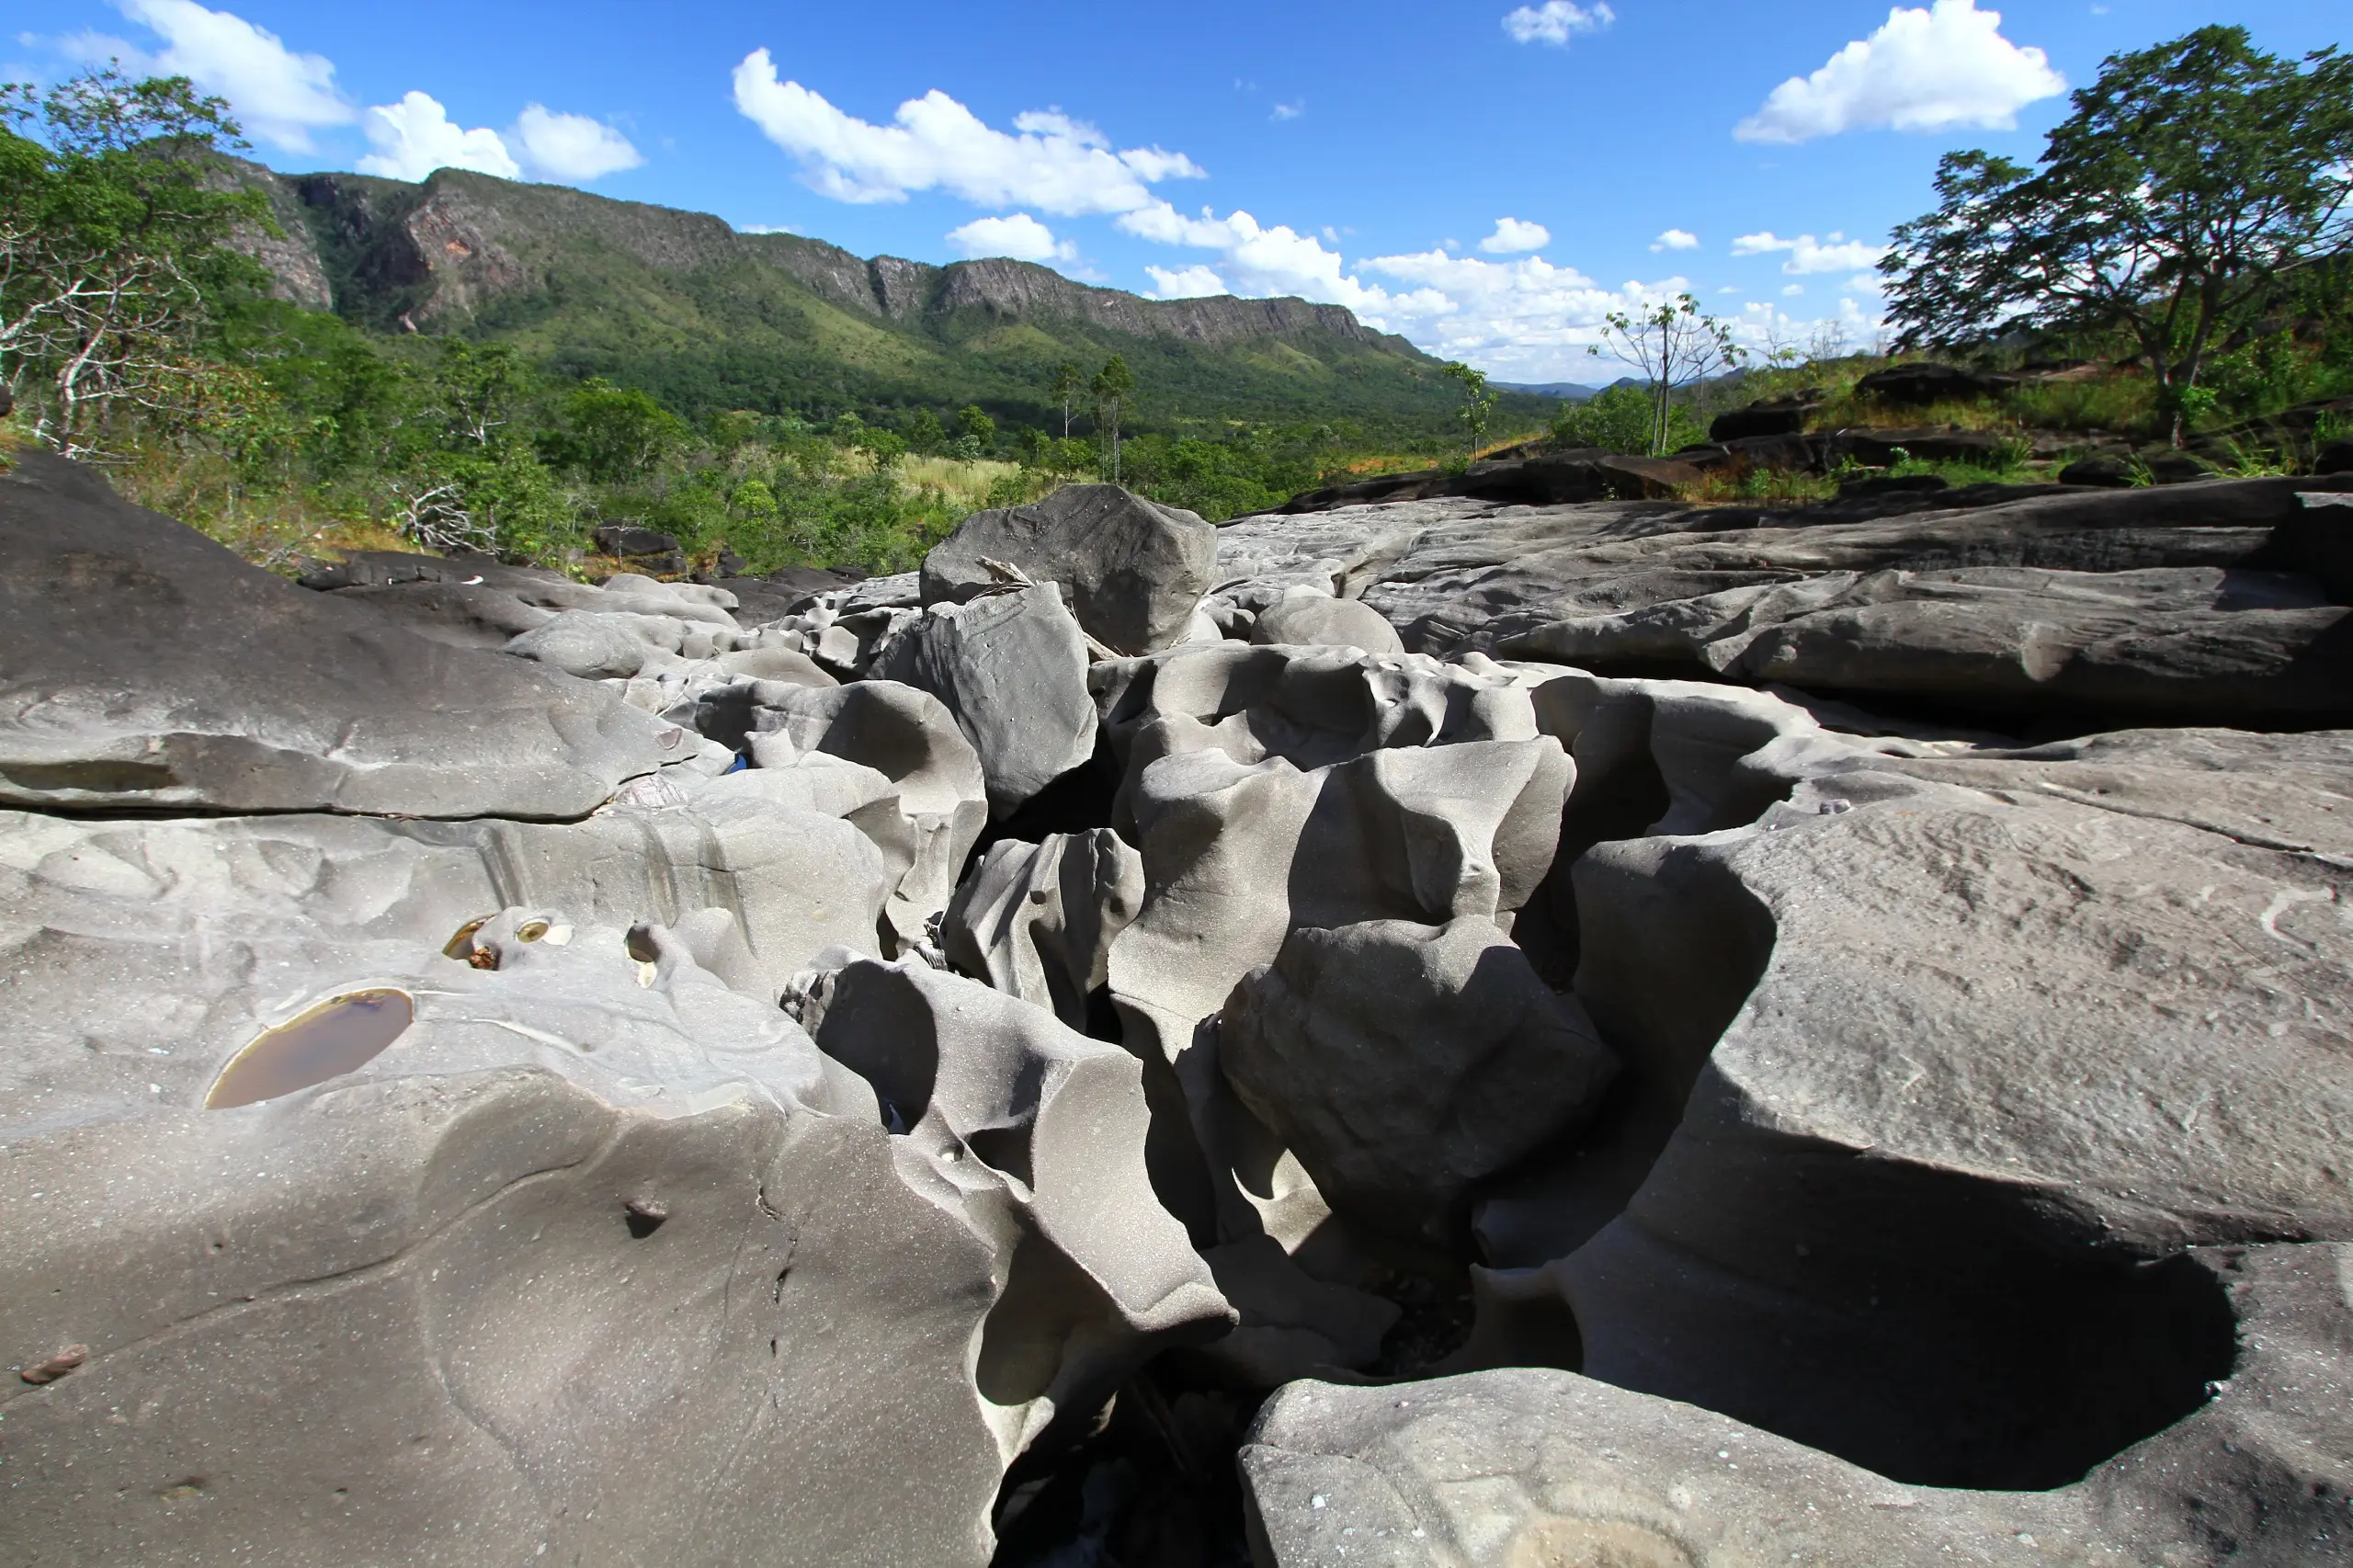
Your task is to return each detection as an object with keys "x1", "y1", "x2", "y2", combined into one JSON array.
[
  {"x1": 542, "y1": 376, "x2": 688, "y2": 483},
  {"x1": 429, "y1": 338, "x2": 524, "y2": 450},
  {"x1": 1440, "y1": 361, "x2": 1497, "y2": 457},
  {"x1": 1882, "y1": 28, "x2": 2353, "y2": 446},
  {"x1": 1091, "y1": 355, "x2": 1134, "y2": 484},
  {"x1": 1048, "y1": 361, "x2": 1084, "y2": 438},
  {"x1": 904, "y1": 407, "x2": 946, "y2": 455},
  {"x1": 1589, "y1": 294, "x2": 1745, "y2": 456},
  {"x1": 0, "y1": 68, "x2": 269, "y2": 456},
  {"x1": 954, "y1": 403, "x2": 995, "y2": 456}
]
